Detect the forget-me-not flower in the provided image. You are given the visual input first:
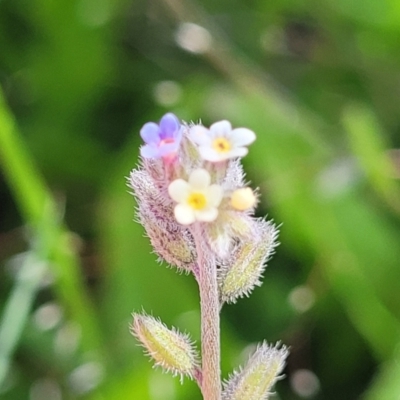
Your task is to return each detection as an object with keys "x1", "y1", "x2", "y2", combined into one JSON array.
[
  {"x1": 189, "y1": 120, "x2": 256, "y2": 162},
  {"x1": 140, "y1": 113, "x2": 182, "y2": 160},
  {"x1": 168, "y1": 169, "x2": 223, "y2": 225}
]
